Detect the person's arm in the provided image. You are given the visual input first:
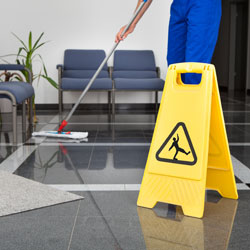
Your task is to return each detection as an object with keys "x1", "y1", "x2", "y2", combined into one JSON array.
[{"x1": 115, "y1": 0, "x2": 153, "y2": 43}]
